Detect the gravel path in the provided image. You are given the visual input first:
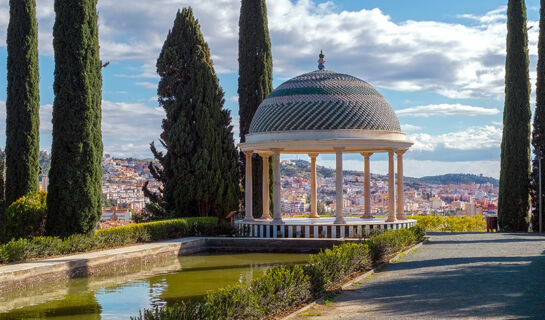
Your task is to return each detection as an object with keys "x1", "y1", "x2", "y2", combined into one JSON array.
[{"x1": 295, "y1": 232, "x2": 545, "y2": 320}]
